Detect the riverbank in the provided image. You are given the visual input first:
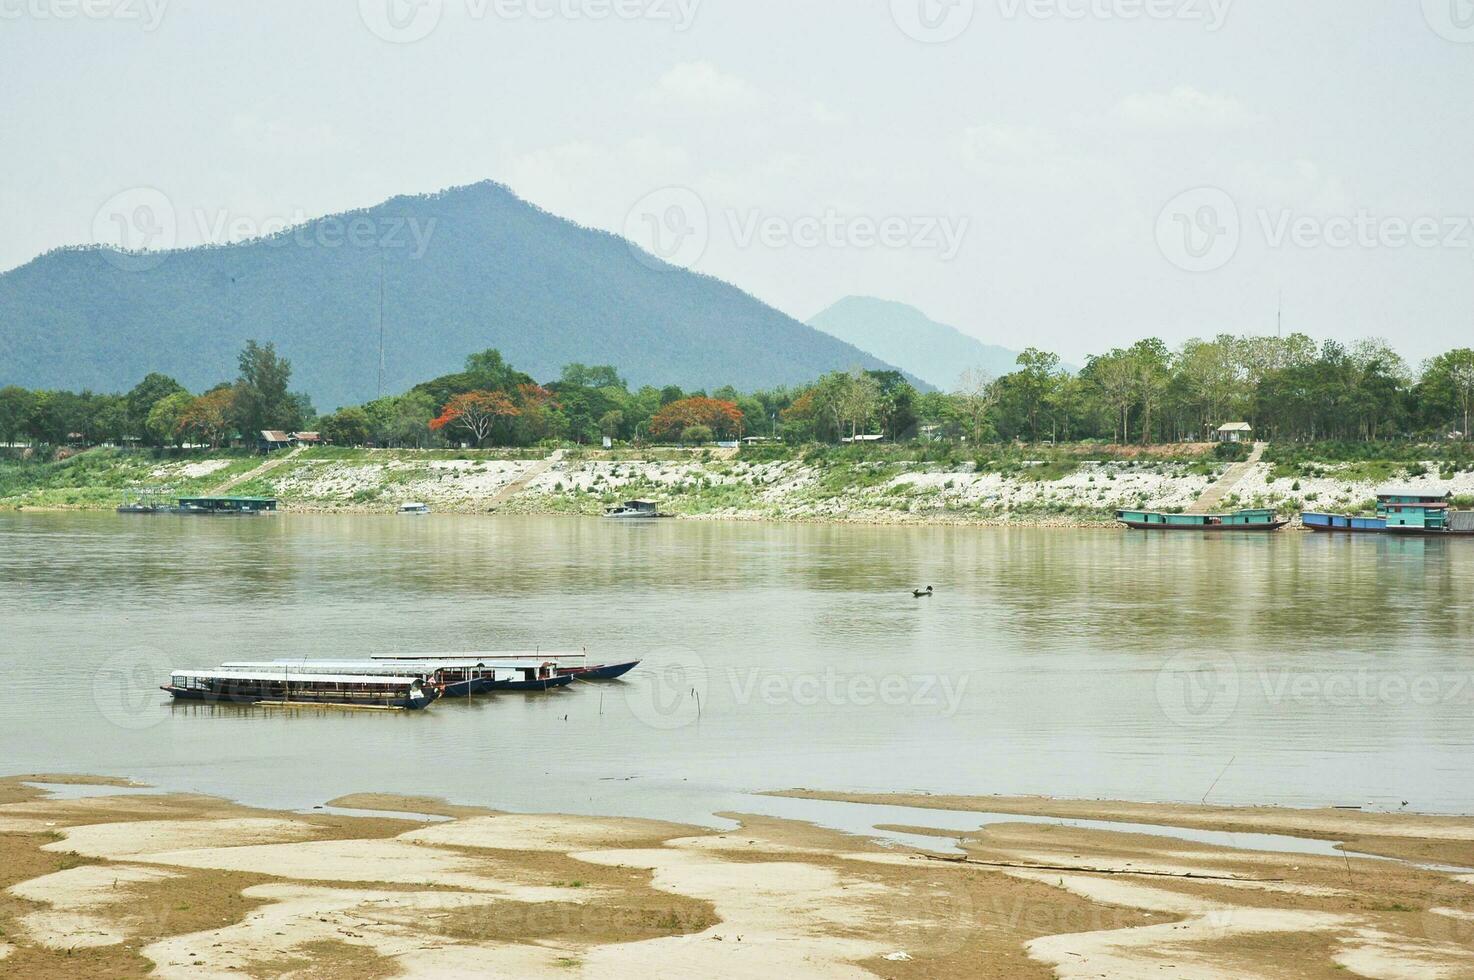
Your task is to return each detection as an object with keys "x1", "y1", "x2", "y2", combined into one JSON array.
[
  {"x1": 6, "y1": 444, "x2": 1474, "y2": 527},
  {"x1": 3, "y1": 776, "x2": 1473, "y2": 978}
]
